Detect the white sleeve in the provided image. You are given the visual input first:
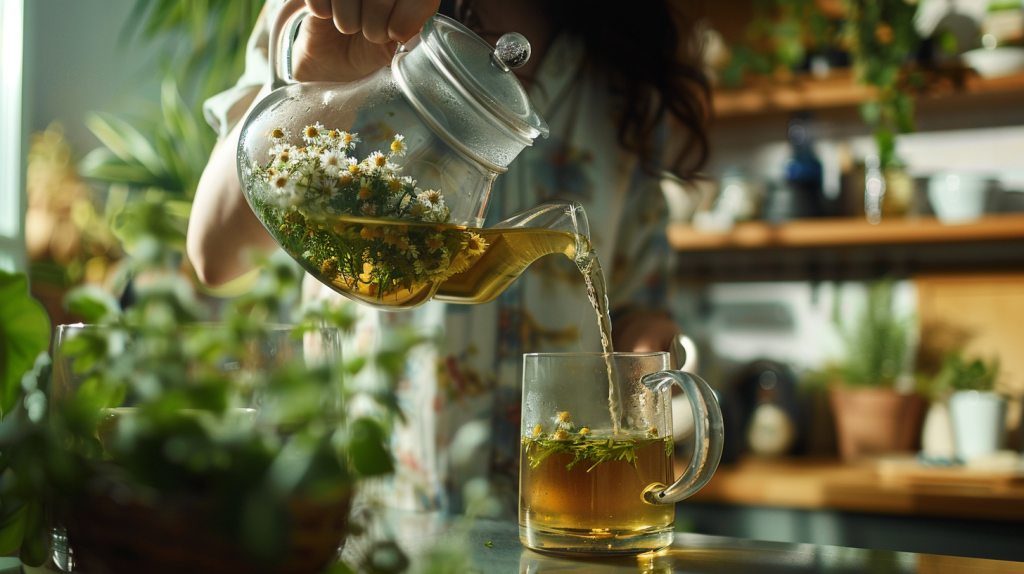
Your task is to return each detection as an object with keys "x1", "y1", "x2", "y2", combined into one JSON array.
[{"x1": 201, "y1": 0, "x2": 285, "y2": 139}]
